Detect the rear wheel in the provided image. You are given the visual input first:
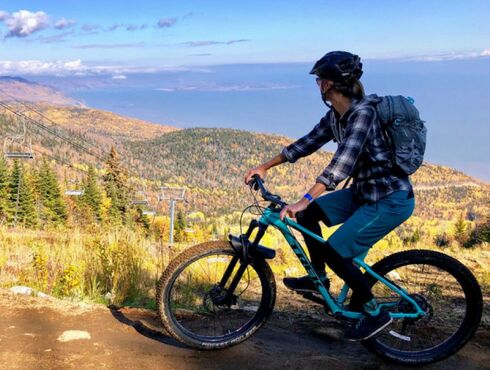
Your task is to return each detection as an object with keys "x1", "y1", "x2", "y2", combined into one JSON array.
[
  {"x1": 361, "y1": 250, "x2": 483, "y2": 365},
  {"x1": 156, "y1": 241, "x2": 276, "y2": 349}
]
